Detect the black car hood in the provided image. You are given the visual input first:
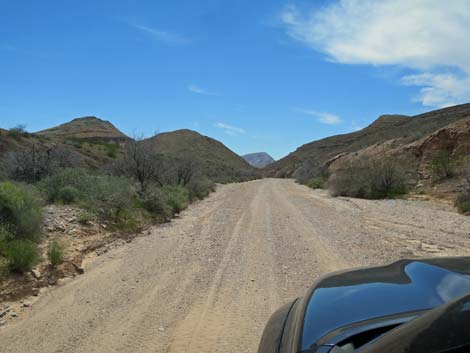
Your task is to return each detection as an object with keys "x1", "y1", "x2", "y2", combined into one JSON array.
[{"x1": 300, "y1": 257, "x2": 470, "y2": 351}]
